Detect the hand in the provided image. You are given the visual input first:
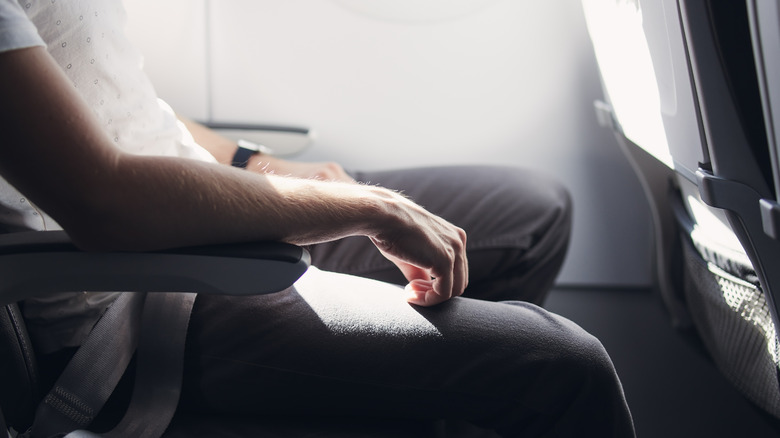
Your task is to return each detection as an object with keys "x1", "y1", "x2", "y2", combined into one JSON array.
[
  {"x1": 173, "y1": 116, "x2": 355, "y2": 183},
  {"x1": 369, "y1": 194, "x2": 468, "y2": 307},
  {"x1": 249, "y1": 155, "x2": 355, "y2": 183}
]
